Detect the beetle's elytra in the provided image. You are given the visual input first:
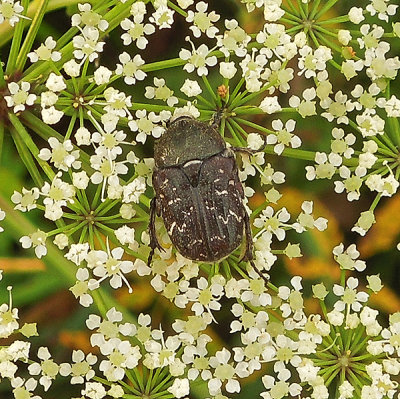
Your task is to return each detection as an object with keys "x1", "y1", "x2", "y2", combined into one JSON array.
[{"x1": 148, "y1": 116, "x2": 253, "y2": 264}]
